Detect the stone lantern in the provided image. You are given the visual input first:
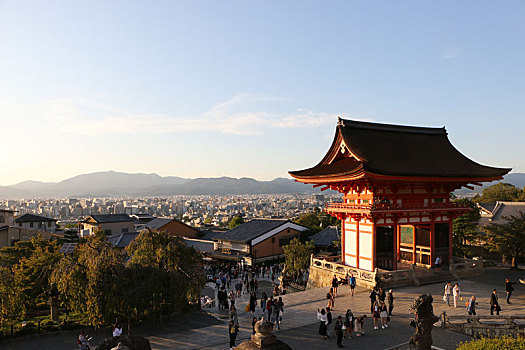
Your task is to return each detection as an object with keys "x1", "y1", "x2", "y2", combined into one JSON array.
[{"x1": 236, "y1": 318, "x2": 291, "y2": 350}]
